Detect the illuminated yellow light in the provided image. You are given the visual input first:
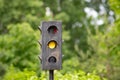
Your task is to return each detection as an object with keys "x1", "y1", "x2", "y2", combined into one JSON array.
[{"x1": 48, "y1": 41, "x2": 57, "y2": 49}]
